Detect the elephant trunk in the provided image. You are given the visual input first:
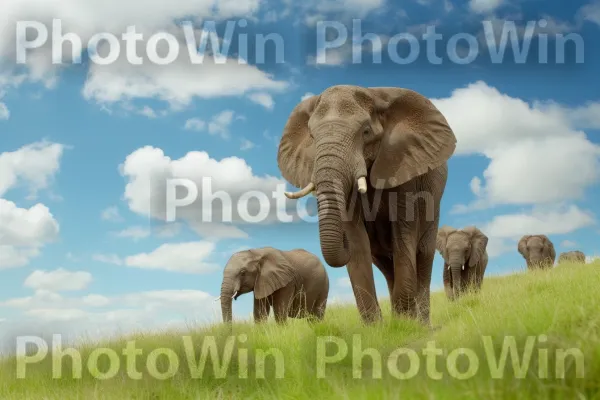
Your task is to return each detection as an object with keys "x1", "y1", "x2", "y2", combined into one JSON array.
[
  {"x1": 448, "y1": 254, "x2": 464, "y2": 297},
  {"x1": 450, "y1": 264, "x2": 462, "y2": 298},
  {"x1": 220, "y1": 278, "x2": 238, "y2": 323},
  {"x1": 314, "y1": 164, "x2": 353, "y2": 267},
  {"x1": 312, "y1": 123, "x2": 366, "y2": 268}
]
